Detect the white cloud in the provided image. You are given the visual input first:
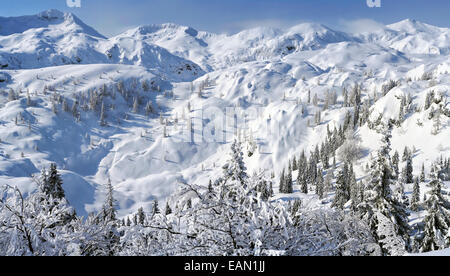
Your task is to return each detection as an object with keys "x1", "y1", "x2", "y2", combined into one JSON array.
[
  {"x1": 337, "y1": 18, "x2": 386, "y2": 34},
  {"x1": 223, "y1": 19, "x2": 307, "y2": 34}
]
